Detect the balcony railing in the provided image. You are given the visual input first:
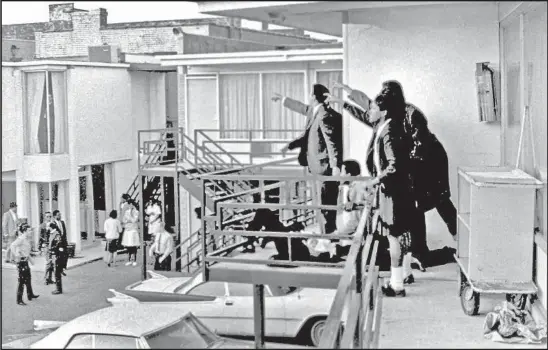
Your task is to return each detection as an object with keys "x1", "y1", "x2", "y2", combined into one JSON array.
[
  {"x1": 197, "y1": 171, "x2": 382, "y2": 348},
  {"x1": 194, "y1": 128, "x2": 304, "y2": 166}
]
